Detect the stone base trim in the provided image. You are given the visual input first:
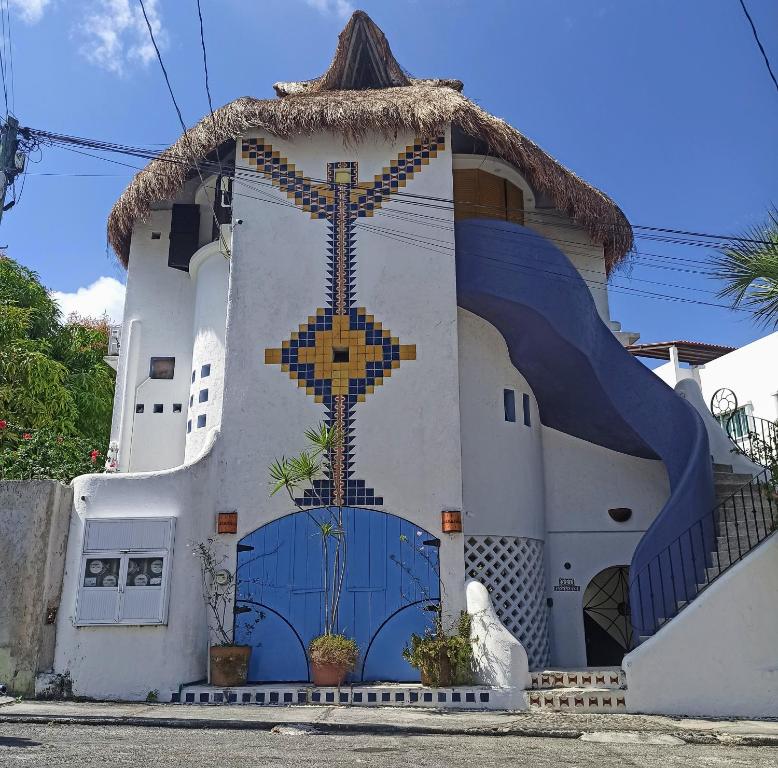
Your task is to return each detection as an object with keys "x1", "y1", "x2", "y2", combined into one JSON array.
[{"x1": 173, "y1": 683, "x2": 525, "y2": 711}]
